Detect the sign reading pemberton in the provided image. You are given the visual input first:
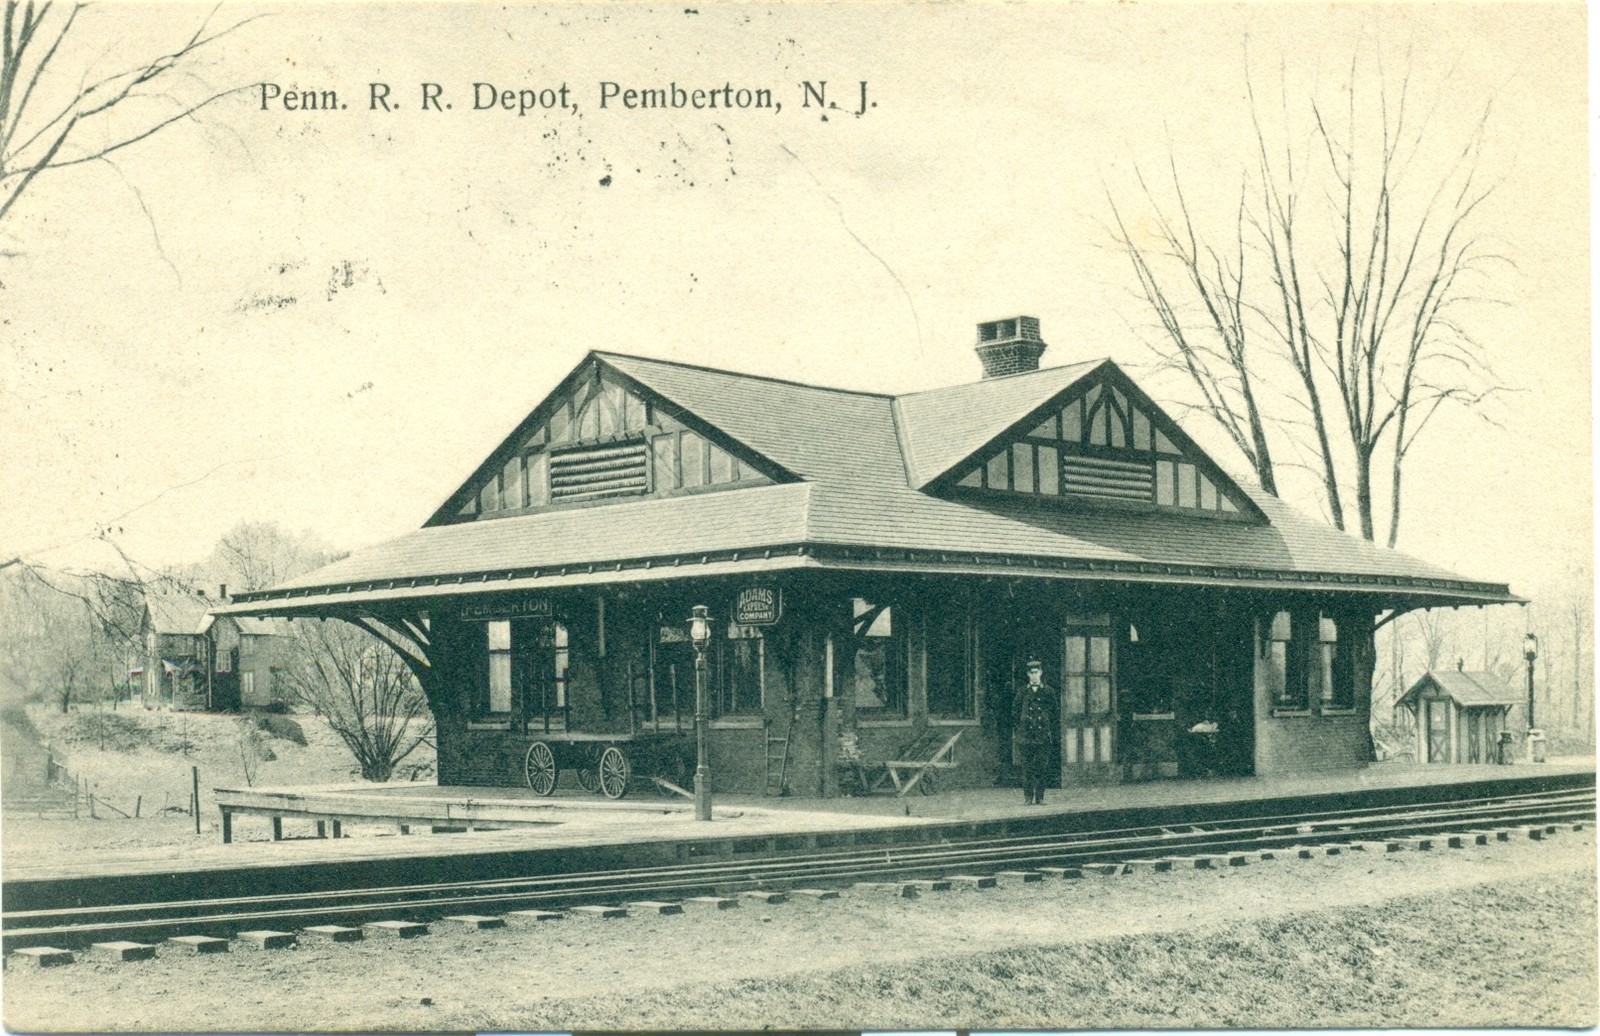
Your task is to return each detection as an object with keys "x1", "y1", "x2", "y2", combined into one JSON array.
[
  {"x1": 457, "y1": 596, "x2": 557, "y2": 622},
  {"x1": 733, "y1": 586, "x2": 782, "y2": 627}
]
